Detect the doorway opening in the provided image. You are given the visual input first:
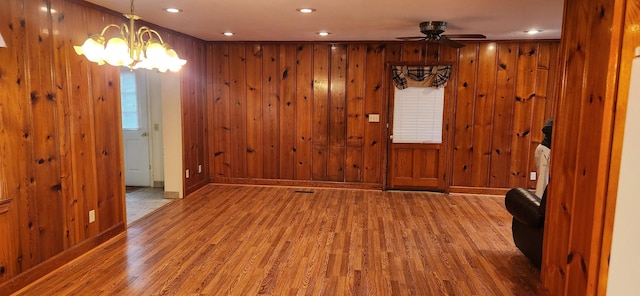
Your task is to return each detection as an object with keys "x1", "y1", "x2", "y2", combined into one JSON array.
[{"x1": 120, "y1": 68, "x2": 171, "y2": 224}]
